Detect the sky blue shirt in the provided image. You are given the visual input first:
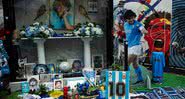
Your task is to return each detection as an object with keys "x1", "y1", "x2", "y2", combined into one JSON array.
[
  {"x1": 150, "y1": 52, "x2": 165, "y2": 80},
  {"x1": 50, "y1": 10, "x2": 73, "y2": 29},
  {"x1": 124, "y1": 20, "x2": 143, "y2": 47}
]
